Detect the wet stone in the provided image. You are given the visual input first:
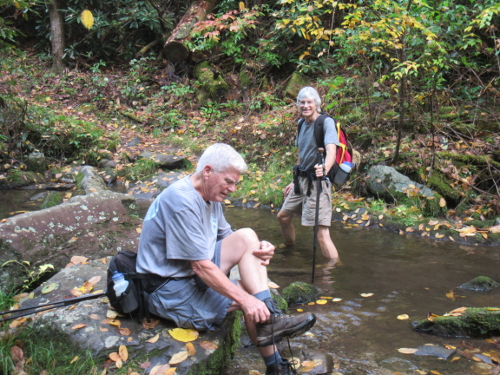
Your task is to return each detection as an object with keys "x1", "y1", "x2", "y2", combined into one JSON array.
[
  {"x1": 458, "y1": 276, "x2": 499, "y2": 292},
  {"x1": 414, "y1": 344, "x2": 456, "y2": 360},
  {"x1": 378, "y1": 356, "x2": 419, "y2": 373}
]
